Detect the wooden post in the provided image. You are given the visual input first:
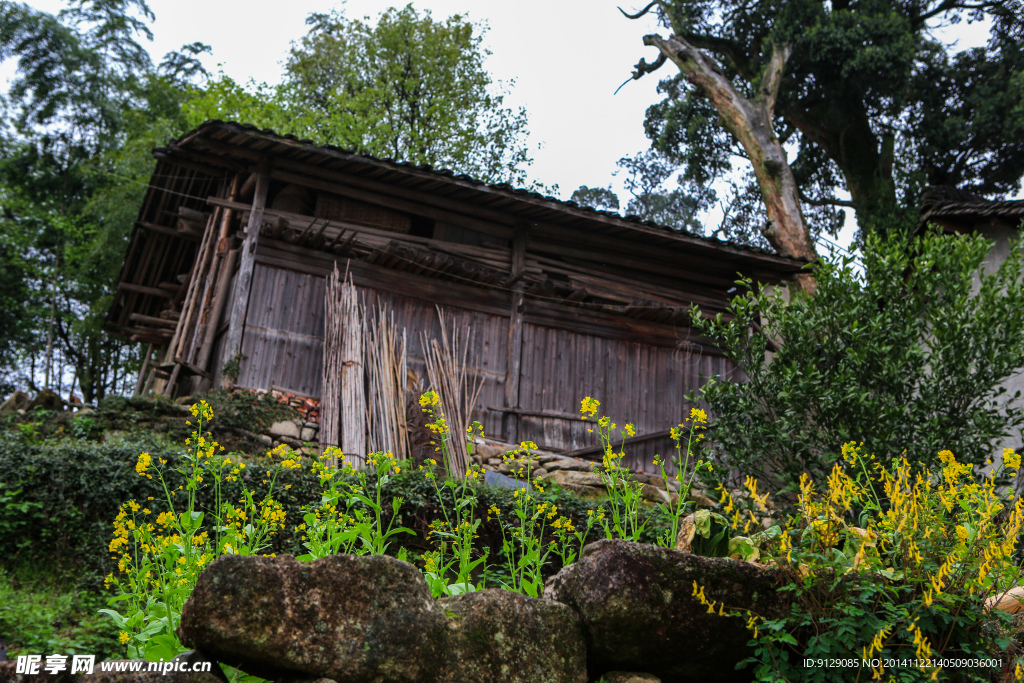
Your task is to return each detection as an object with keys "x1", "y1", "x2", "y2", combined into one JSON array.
[
  {"x1": 193, "y1": 247, "x2": 239, "y2": 390},
  {"x1": 222, "y1": 157, "x2": 272, "y2": 386},
  {"x1": 503, "y1": 224, "x2": 528, "y2": 443},
  {"x1": 133, "y1": 343, "x2": 153, "y2": 396}
]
